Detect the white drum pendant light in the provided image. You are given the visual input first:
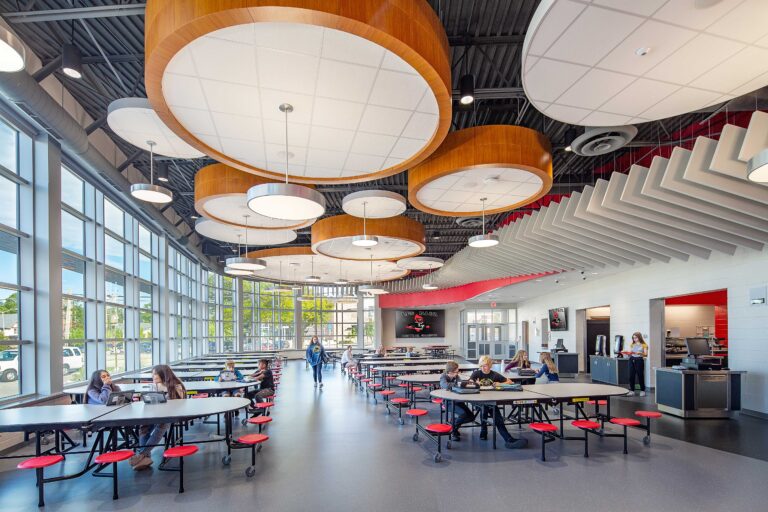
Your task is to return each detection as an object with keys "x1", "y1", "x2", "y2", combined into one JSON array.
[
  {"x1": 305, "y1": 256, "x2": 321, "y2": 283},
  {"x1": 359, "y1": 257, "x2": 388, "y2": 295},
  {"x1": 226, "y1": 215, "x2": 267, "y2": 271},
  {"x1": 468, "y1": 197, "x2": 499, "y2": 248},
  {"x1": 247, "y1": 103, "x2": 326, "y2": 220},
  {"x1": 272, "y1": 261, "x2": 293, "y2": 293},
  {"x1": 334, "y1": 260, "x2": 349, "y2": 285},
  {"x1": 352, "y1": 200, "x2": 378, "y2": 247},
  {"x1": 0, "y1": 26, "x2": 25, "y2": 72},
  {"x1": 225, "y1": 235, "x2": 253, "y2": 276},
  {"x1": 130, "y1": 141, "x2": 174, "y2": 204},
  {"x1": 421, "y1": 260, "x2": 440, "y2": 290}
]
